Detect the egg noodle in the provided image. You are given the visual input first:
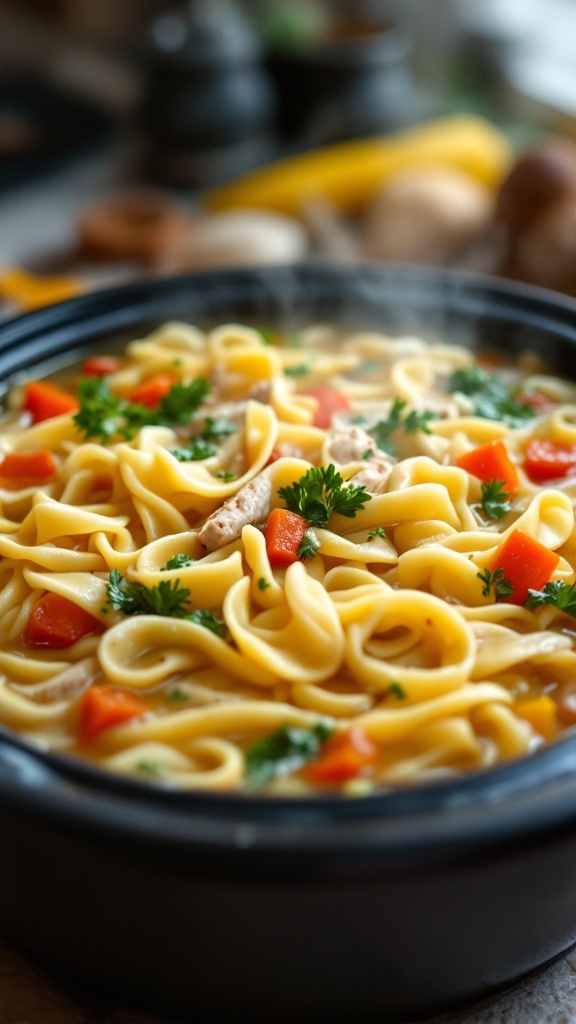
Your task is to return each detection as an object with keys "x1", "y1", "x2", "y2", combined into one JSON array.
[{"x1": 1, "y1": 320, "x2": 576, "y2": 795}]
